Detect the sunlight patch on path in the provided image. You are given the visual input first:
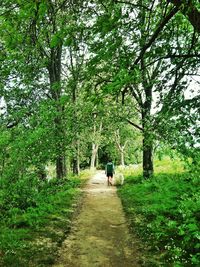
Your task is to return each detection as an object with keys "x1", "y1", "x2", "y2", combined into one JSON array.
[{"x1": 82, "y1": 171, "x2": 115, "y2": 194}]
